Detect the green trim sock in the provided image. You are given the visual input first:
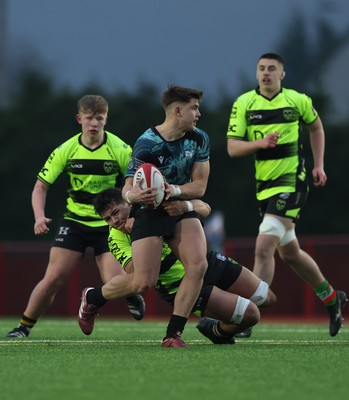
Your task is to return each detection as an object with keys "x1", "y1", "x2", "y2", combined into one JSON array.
[{"x1": 314, "y1": 280, "x2": 337, "y2": 306}]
